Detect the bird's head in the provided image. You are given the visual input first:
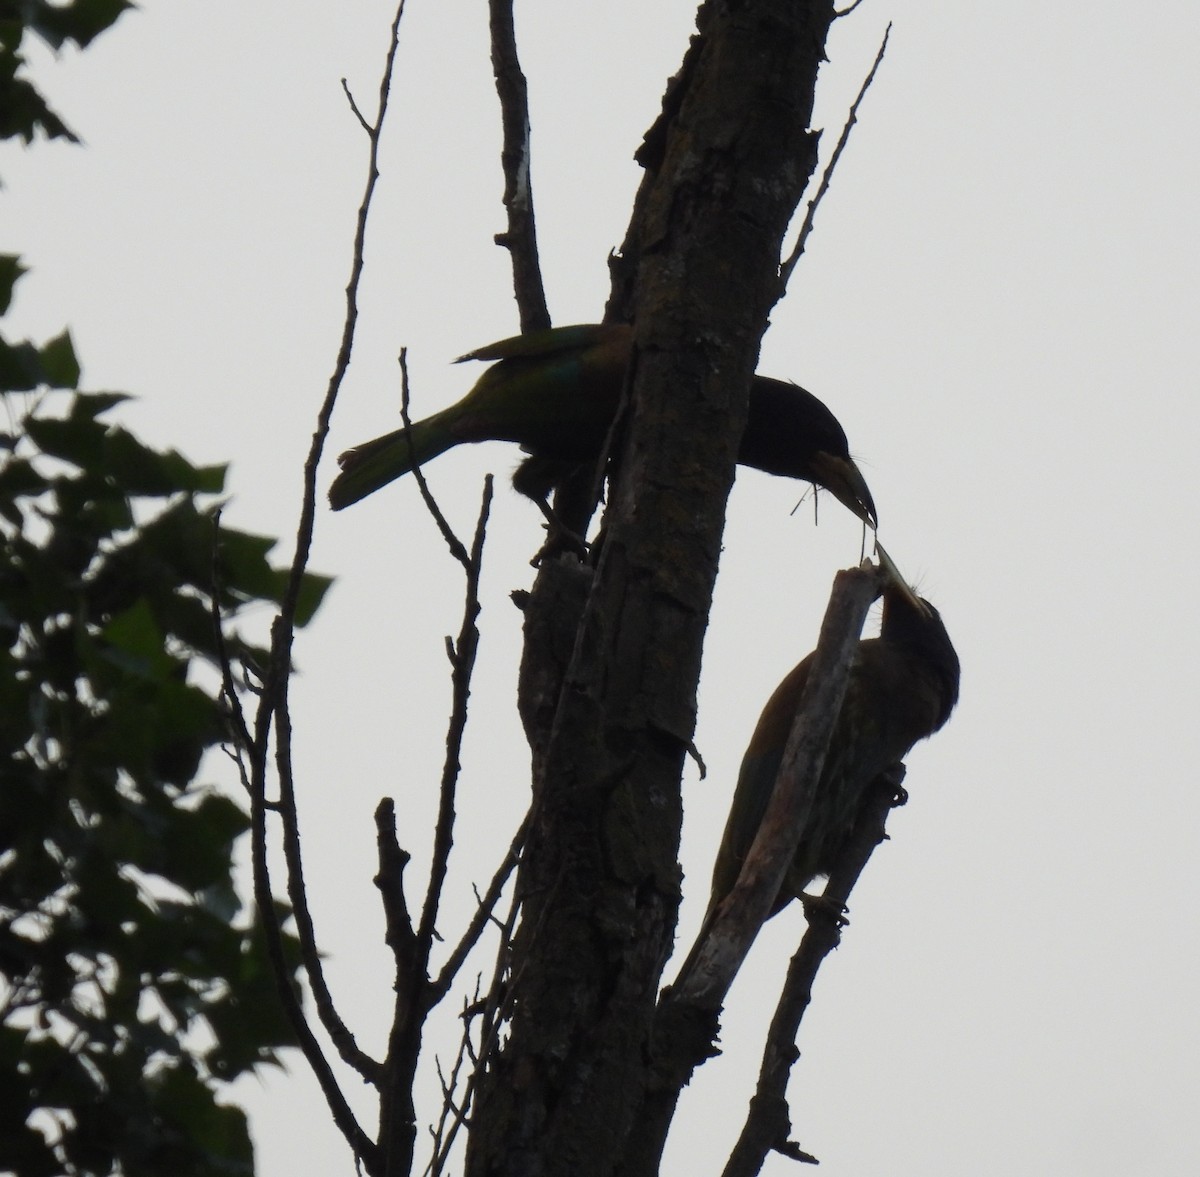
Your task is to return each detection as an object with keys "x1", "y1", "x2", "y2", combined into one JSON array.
[
  {"x1": 875, "y1": 545, "x2": 961, "y2": 730},
  {"x1": 742, "y1": 377, "x2": 878, "y2": 528}
]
